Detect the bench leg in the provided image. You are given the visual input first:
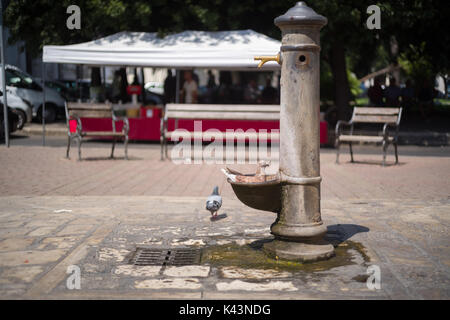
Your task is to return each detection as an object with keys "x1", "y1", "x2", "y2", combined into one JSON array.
[
  {"x1": 394, "y1": 142, "x2": 399, "y2": 164},
  {"x1": 349, "y1": 143, "x2": 354, "y2": 163},
  {"x1": 382, "y1": 141, "x2": 387, "y2": 167},
  {"x1": 164, "y1": 137, "x2": 168, "y2": 160},
  {"x1": 160, "y1": 136, "x2": 164, "y2": 161},
  {"x1": 335, "y1": 139, "x2": 340, "y2": 164},
  {"x1": 77, "y1": 137, "x2": 82, "y2": 161},
  {"x1": 124, "y1": 135, "x2": 129, "y2": 160},
  {"x1": 111, "y1": 137, "x2": 116, "y2": 159},
  {"x1": 66, "y1": 136, "x2": 71, "y2": 159}
]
